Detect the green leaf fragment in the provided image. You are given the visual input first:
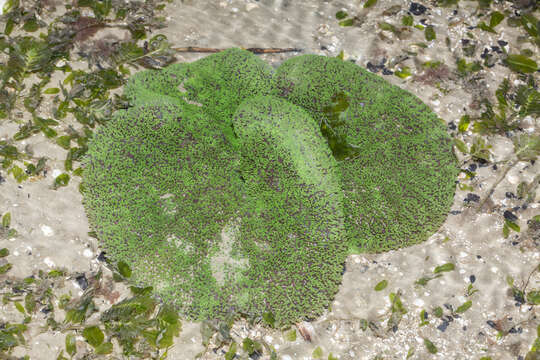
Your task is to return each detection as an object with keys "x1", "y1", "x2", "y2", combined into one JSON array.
[
  {"x1": 65, "y1": 333, "x2": 76, "y2": 356},
  {"x1": 425, "y1": 26, "x2": 436, "y2": 41},
  {"x1": 313, "y1": 346, "x2": 324, "y2": 358},
  {"x1": 526, "y1": 290, "x2": 540, "y2": 305},
  {"x1": 0, "y1": 248, "x2": 8, "y2": 257},
  {"x1": 117, "y1": 260, "x2": 132, "y2": 278},
  {"x1": 505, "y1": 54, "x2": 538, "y2": 74},
  {"x1": 82, "y1": 326, "x2": 104, "y2": 348},
  {"x1": 339, "y1": 18, "x2": 354, "y2": 27},
  {"x1": 53, "y1": 173, "x2": 70, "y2": 188},
  {"x1": 285, "y1": 329, "x2": 297, "y2": 341},
  {"x1": 424, "y1": 338, "x2": 438, "y2": 354},
  {"x1": 433, "y1": 263, "x2": 455, "y2": 274},
  {"x1": 364, "y1": 0, "x2": 377, "y2": 7},
  {"x1": 335, "y1": 11, "x2": 348, "y2": 20},
  {"x1": 374, "y1": 280, "x2": 388, "y2": 291},
  {"x1": 455, "y1": 300, "x2": 472, "y2": 313},
  {"x1": 2, "y1": 212, "x2": 11, "y2": 228},
  {"x1": 489, "y1": 11, "x2": 504, "y2": 28}
]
